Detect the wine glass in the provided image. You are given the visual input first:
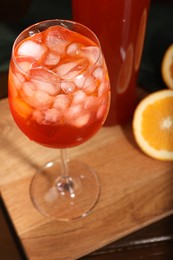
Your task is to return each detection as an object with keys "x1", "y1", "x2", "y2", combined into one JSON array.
[{"x1": 8, "y1": 19, "x2": 110, "y2": 220}]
